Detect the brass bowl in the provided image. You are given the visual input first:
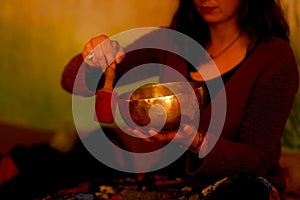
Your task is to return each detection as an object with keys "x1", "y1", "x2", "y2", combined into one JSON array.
[{"x1": 118, "y1": 82, "x2": 205, "y2": 130}]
